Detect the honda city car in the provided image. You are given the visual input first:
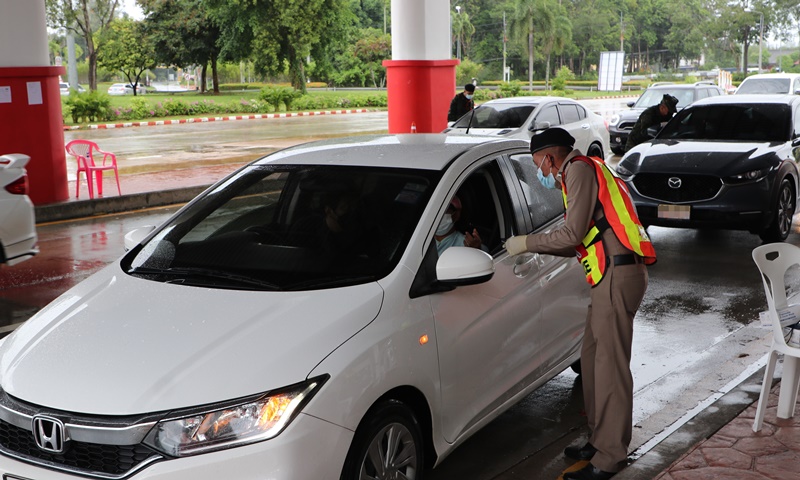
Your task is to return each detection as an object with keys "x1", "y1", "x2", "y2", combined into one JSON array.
[
  {"x1": 615, "y1": 94, "x2": 800, "y2": 242},
  {"x1": 443, "y1": 96, "x2": 610, "y2": 159},
  {"x1": 608, "y1": 82, "x2": 725, "y2": 155},
  {"x1": 0, "y1": 135, "x2": 589, "y2": 479},
  {"x1": 0, "y1": 153, "x2": 37, "y2": 266}
]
